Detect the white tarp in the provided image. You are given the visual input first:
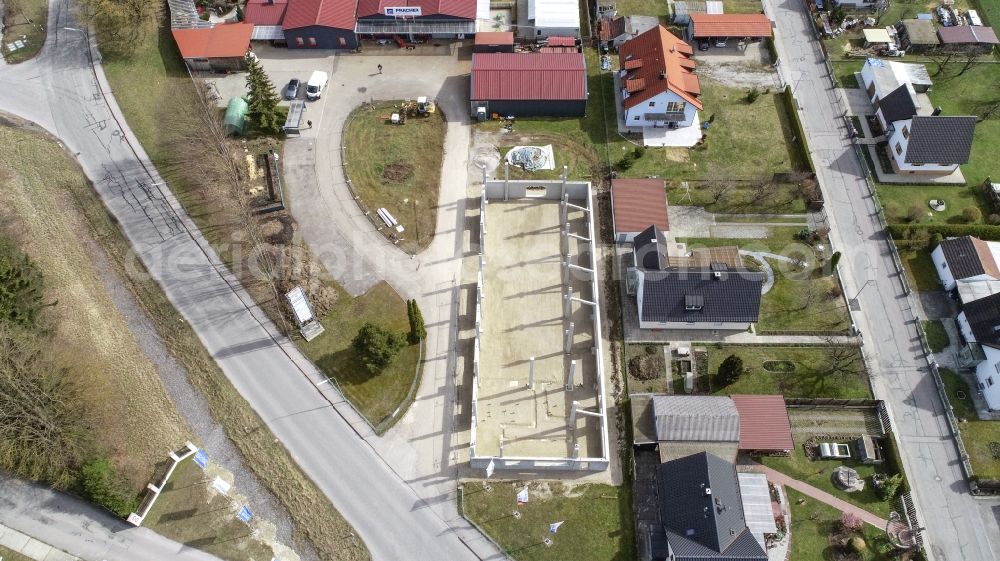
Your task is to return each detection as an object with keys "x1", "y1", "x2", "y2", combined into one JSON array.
[
  {"x1": 505, "y1": 145, "x2": 555, "y2": 171},
  {"x1": 285, "y1": 286, "x2": 314, "y2": 325}
]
